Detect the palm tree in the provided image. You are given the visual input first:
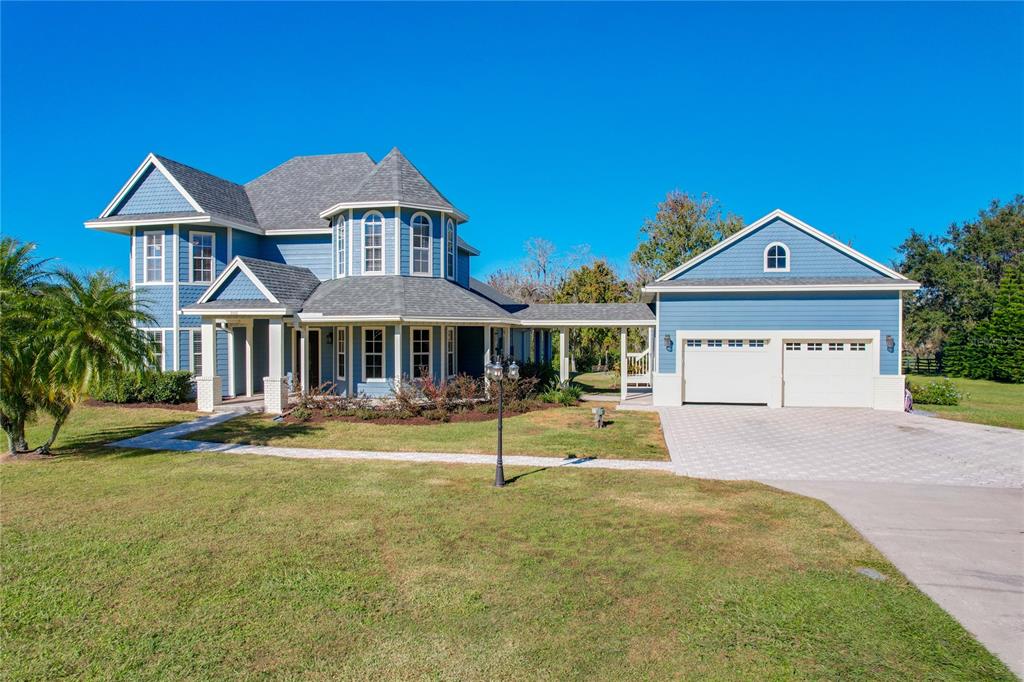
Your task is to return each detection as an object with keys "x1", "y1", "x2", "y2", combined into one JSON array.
[
  {"x1": 0, "y1": 237, "x2": 50, "y2": 453},
  {"x1": 37, "y1": 269, "x2": 154, "y2": 453}
]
